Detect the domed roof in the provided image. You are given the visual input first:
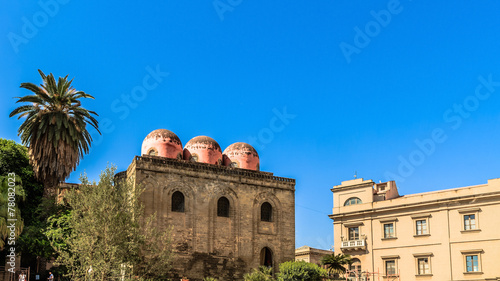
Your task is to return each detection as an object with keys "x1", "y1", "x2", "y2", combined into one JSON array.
[
  {"x1": 183, "y1": 136, "x2": 222, "y2": 165},
  {"x1": 144, "y1": 129, "x2": 181, "y2": 144},
  {"x1": 141, "y1": 129, "x2": 183, "y2": 159},
  {"x1": 223, "y1": 142, "x2": 259, "y2": 171}
]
